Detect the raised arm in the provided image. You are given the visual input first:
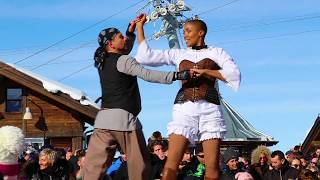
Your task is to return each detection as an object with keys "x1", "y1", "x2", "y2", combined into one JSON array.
[
  {"x1": 123, "y1": 21, "x2": 136, "y2": 55},
  {"x1": 136, "y1": 14, "x2": 147, "y2": 45},
  {"x1": 134, "y1": 14, "x2": 177, "y2": 66}
]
